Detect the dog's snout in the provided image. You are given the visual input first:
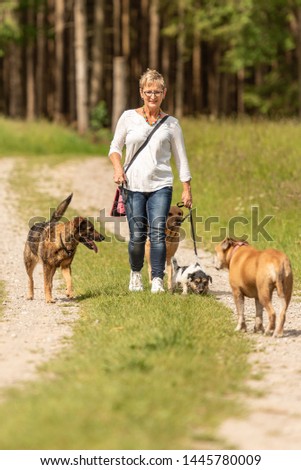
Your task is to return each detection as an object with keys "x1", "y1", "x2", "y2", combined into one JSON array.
[
  {"x1": 214, "y1": 254, "x2": 222, "y2": 270},
  {"x1": 94, "y1": 232, "x2": 105, "y2": 242}
]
